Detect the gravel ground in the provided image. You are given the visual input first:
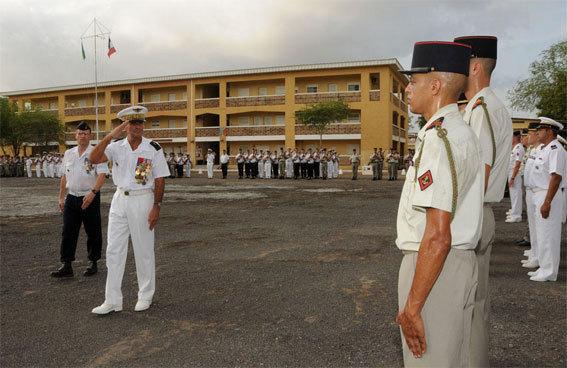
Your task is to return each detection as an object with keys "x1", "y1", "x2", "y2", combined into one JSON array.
[{"x1": 0, "y1": 176, "x2": 565, "y2": 368}]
